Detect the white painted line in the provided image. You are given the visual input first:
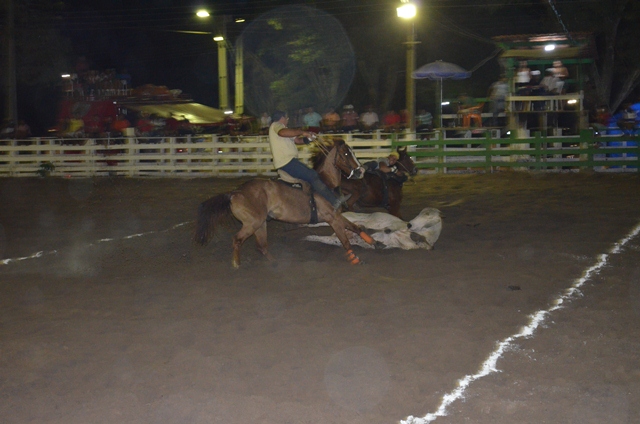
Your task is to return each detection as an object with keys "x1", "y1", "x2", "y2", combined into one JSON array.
[
  {"x1": 0, "y1": 221, "x2": 193, "y2": 267},
  {"x1": 401, "y1": 221, "x2": 640, "y2": 424}
]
